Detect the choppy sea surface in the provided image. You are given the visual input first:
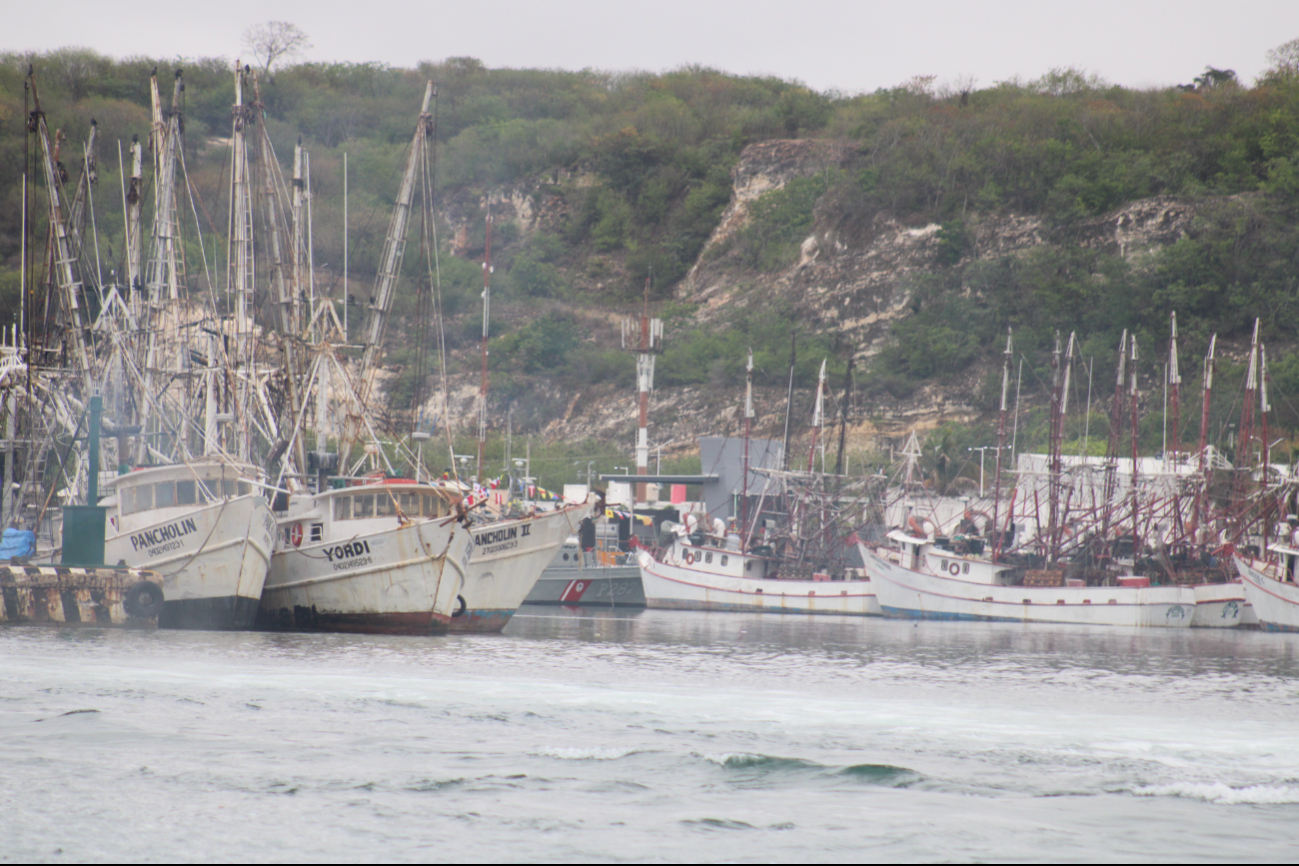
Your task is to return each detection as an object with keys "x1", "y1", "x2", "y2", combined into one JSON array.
[{"x1": 4, "y1": 606, "x2": 1299, "y2": 863}]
